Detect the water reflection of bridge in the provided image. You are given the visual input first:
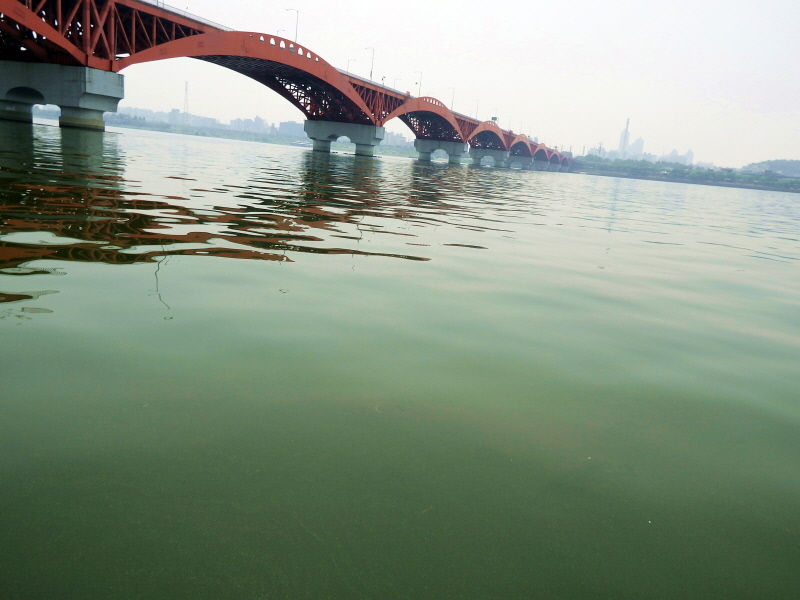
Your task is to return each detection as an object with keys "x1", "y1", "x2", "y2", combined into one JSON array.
[{"x1": 1, "y1": 121, "x2": 447, "y2": 276}]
